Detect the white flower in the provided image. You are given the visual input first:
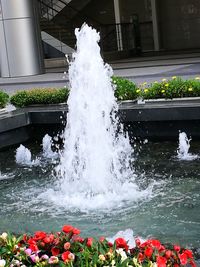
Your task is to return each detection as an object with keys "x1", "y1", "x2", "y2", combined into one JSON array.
[
  {"x1": 0, "y1": 233, "x2": 7, "y2": 240},
  {"x1": 116, "y1": 248, "x2": 127, "y2": 262},
  {"x1": 0, "y1": 259, "x2": 6, "y2": 267},
  {"x1": 111, "y1": 259, "x2": 116, "y2": 266}
]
